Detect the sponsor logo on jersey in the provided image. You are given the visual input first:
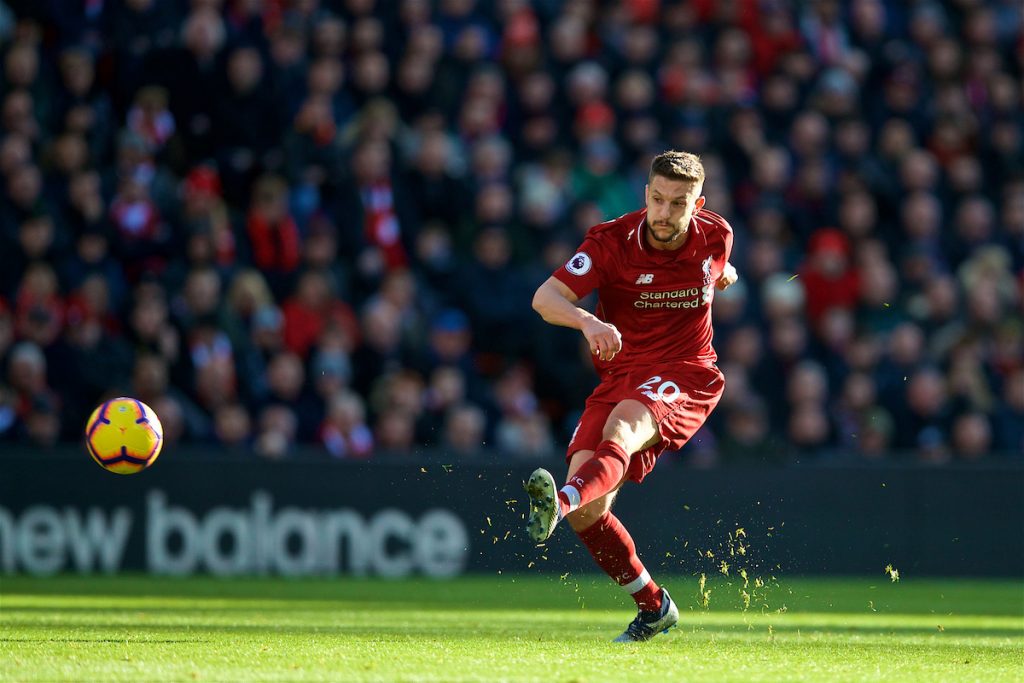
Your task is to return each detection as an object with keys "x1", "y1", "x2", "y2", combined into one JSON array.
[
  {"x1": 635, "y1": 273, "x2": 654, "y2": 285},
  {"x1": 565, "y1": 252, "x2": 592, "y2": 275},
  {"x1": 634, "y1": 287, "x2": 704, "y2": 309}
]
